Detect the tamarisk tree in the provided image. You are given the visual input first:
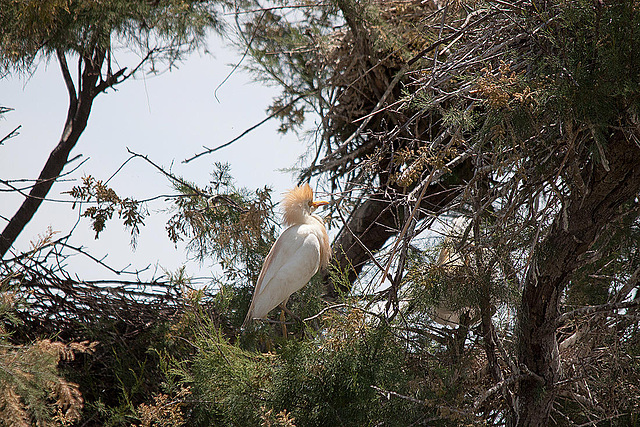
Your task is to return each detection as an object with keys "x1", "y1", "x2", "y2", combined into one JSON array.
[
  {"x1": 223, "y1": 0, "x2": 640, "y2": 424},
  {"x1": 0, "y1": 0, "x2": 226, "y2": 258}
]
